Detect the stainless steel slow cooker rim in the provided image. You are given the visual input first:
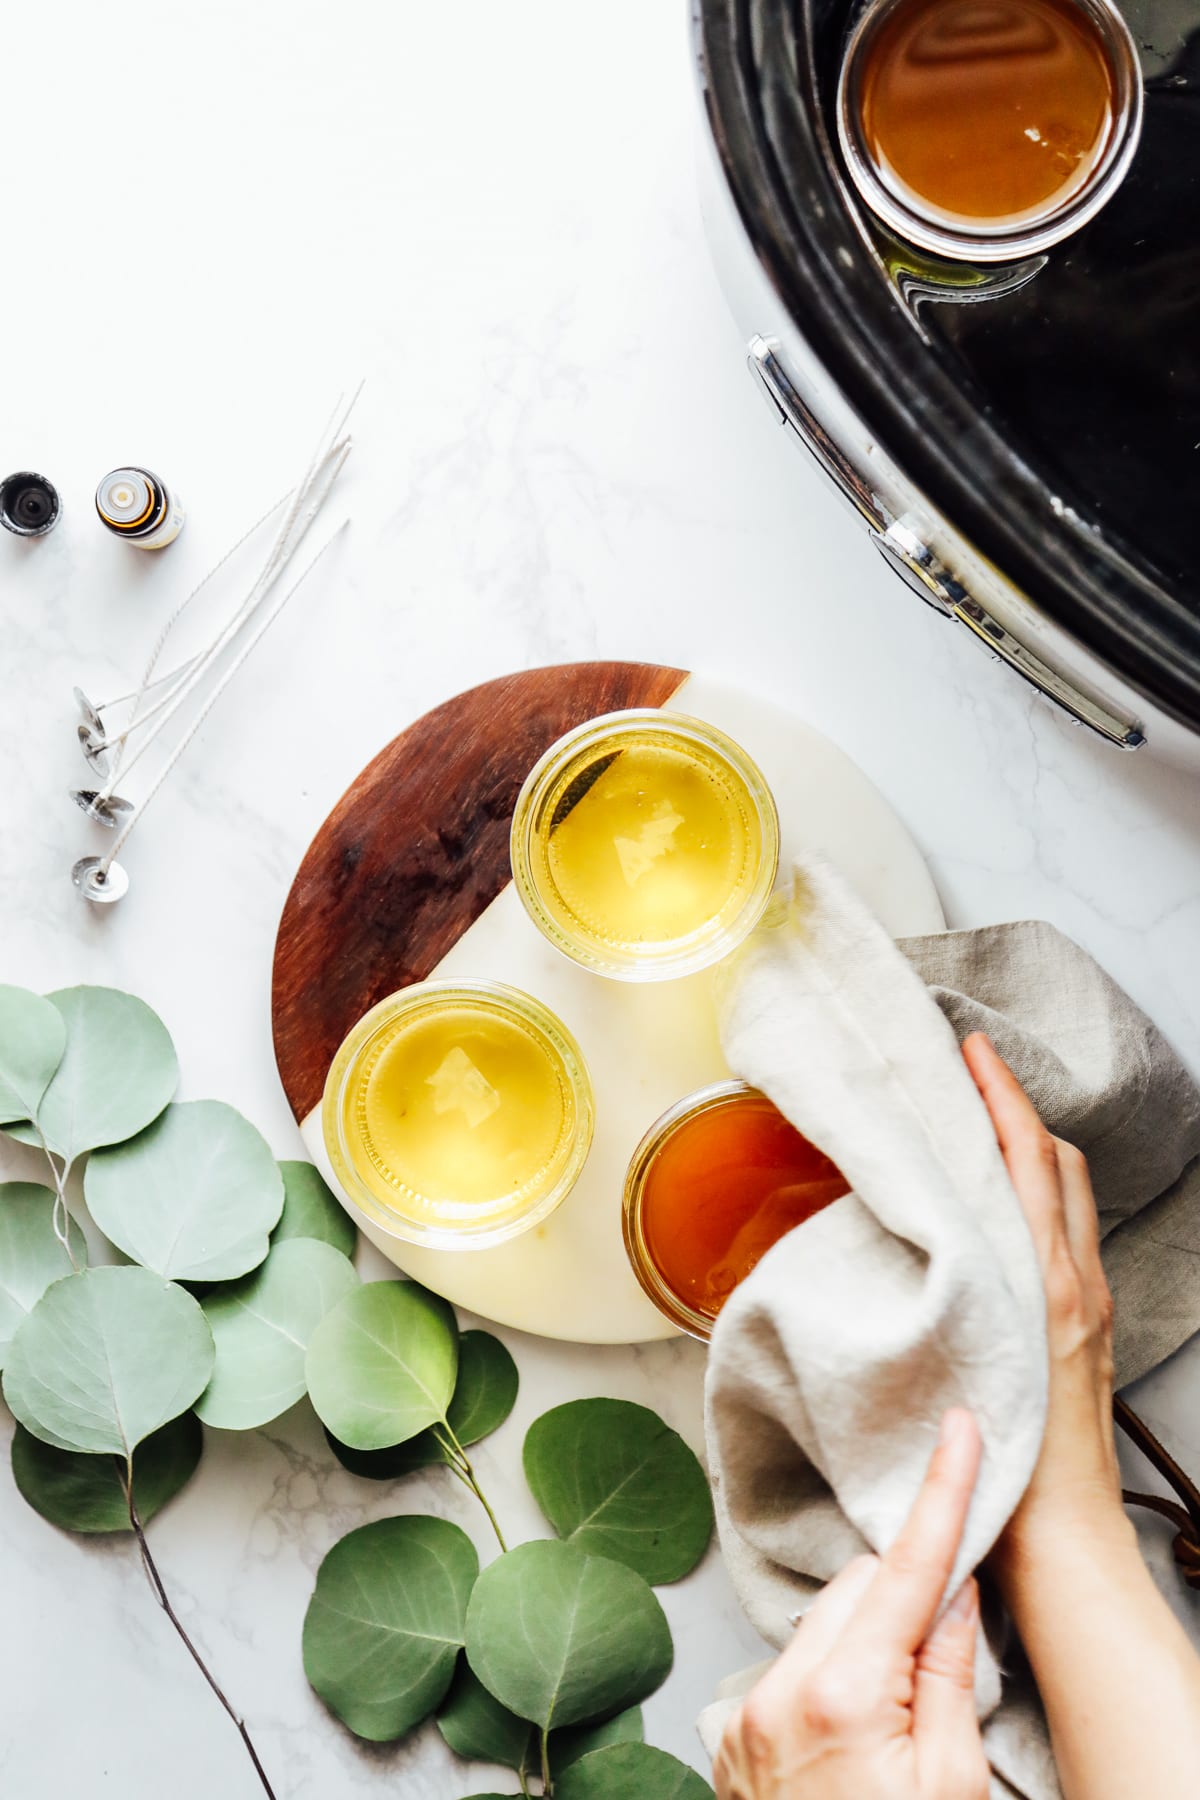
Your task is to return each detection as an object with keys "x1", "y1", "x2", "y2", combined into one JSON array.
[{"x1": 834, "y1": 0, "x2": 1146, "y2": 263}]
